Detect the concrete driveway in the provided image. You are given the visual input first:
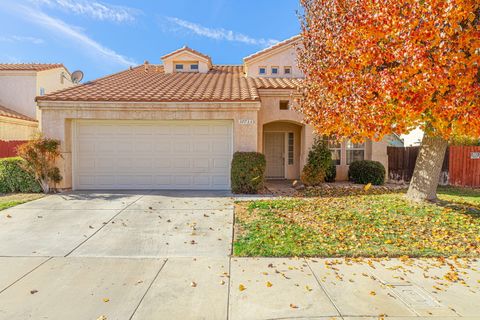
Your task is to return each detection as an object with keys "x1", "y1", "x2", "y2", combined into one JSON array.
[{"x1": 0, "y1": 192, "x2": 479, "y2": 319}]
